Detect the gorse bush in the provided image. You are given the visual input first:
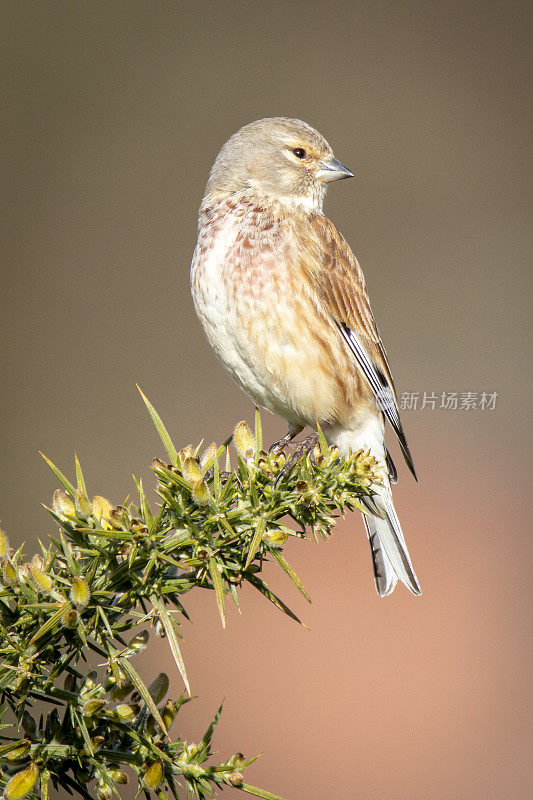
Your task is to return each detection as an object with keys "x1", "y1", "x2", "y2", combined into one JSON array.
[{"x1": 0, "y1": 391, "x2": 383, "y2": 800}]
